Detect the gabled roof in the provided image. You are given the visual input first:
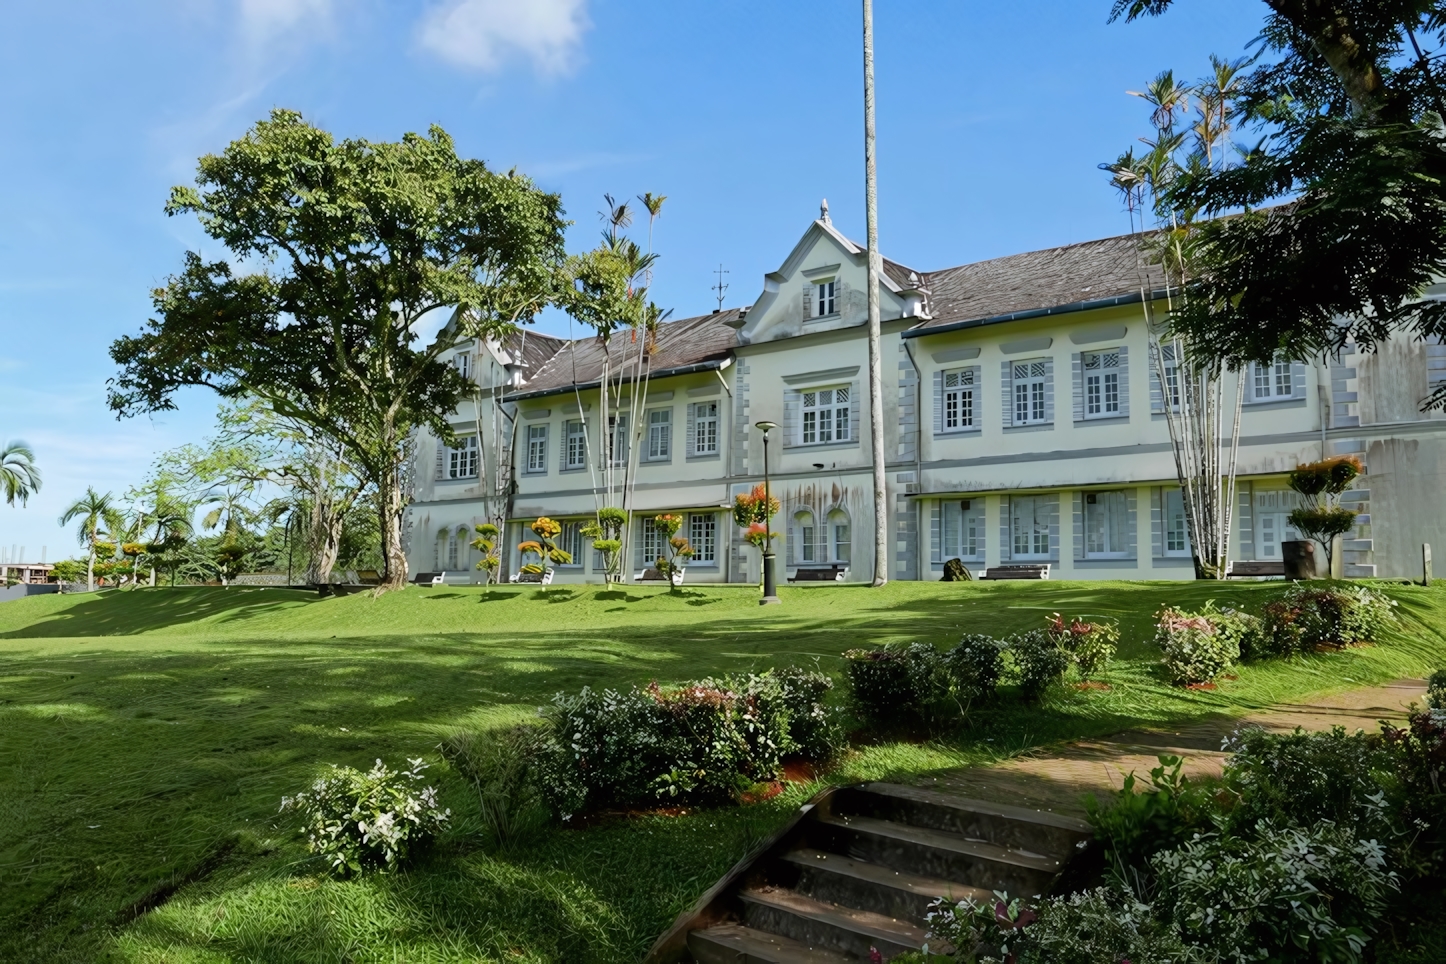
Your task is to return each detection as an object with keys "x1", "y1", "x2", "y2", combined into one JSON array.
[
  {"x1": 511, "y1": 309, "x2": 742, "y2": 401},
  {"x1": 905, "y1": 232, "x2": 1168, "y2": 336},
  {"x1": 501, "y1": 329, "x2": 566, "y2": 372}
]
